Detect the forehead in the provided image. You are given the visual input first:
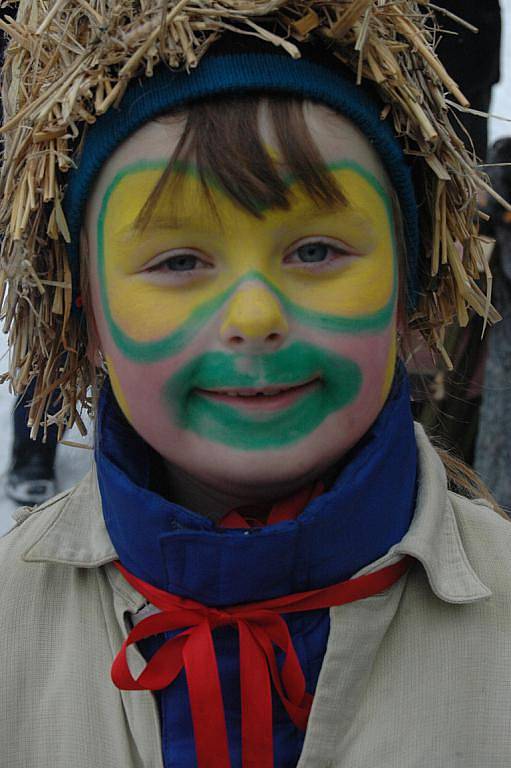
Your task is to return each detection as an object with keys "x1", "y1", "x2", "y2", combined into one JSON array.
[{"x1": 85, "y1": 100, "x2": 390, "y2": 230}]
